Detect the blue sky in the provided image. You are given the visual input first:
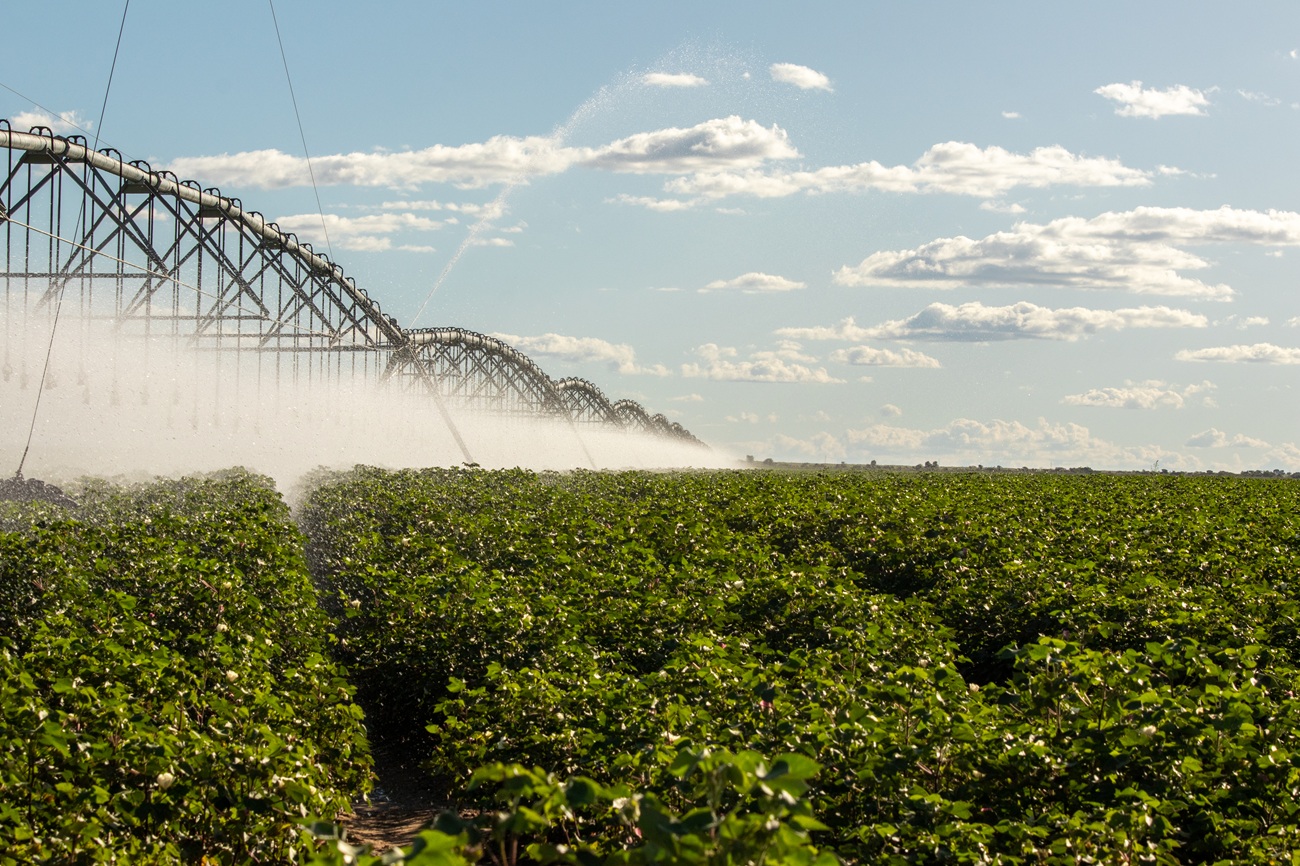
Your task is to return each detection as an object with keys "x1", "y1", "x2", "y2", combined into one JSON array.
[{"x1": 5, "y1": 1, "x2": 1299, "y2": 470}]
